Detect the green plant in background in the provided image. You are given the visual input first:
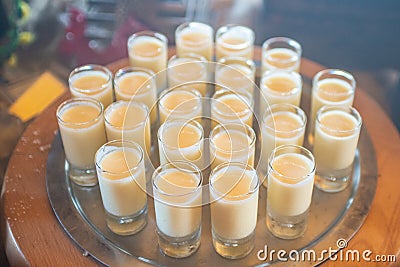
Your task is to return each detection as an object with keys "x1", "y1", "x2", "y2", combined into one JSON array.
[{"x1": 0, "y1": 0, "x2": 34, "y2": 66}]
